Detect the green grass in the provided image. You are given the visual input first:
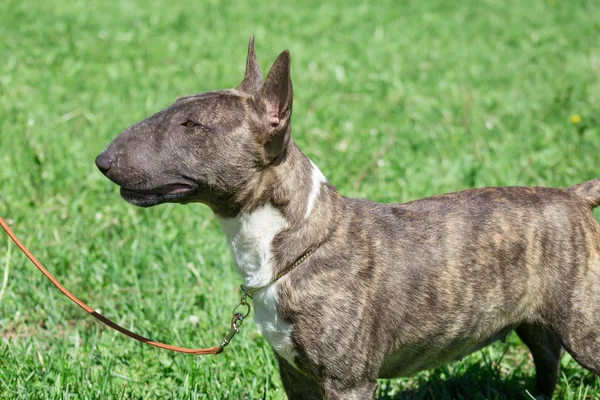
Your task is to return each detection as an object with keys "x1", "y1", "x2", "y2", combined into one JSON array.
[{"x1": 1, "y1": 0, "x2": 599, "y2": 398}]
